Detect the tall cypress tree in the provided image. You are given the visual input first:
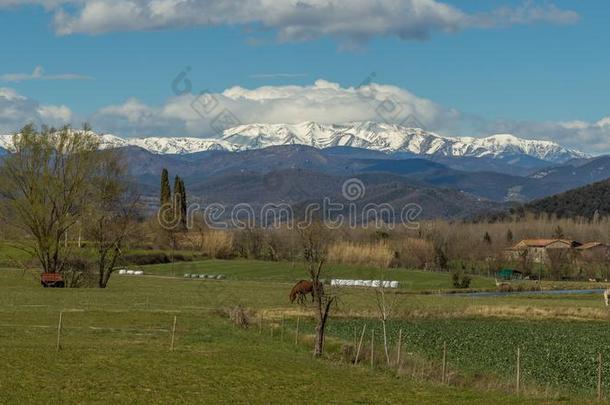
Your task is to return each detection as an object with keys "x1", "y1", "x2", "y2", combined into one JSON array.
[
  {"x1": 160, "y1": 168, "x2": 171, "y2": 207},
  {"x1": 179, "y1": 178, "x2": 187, "y2": 229},
  {"x1": 483, "y1": 232, "x2": 492, "y2": 245},
  {"x1": 173, "y1": 175, "x2": 181, "y2": 201},
  {"x1": 173, "y1": 175, "x2": 184, "y2": 229}
]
